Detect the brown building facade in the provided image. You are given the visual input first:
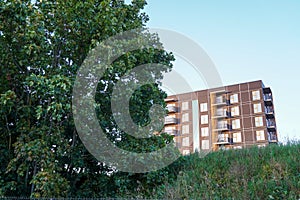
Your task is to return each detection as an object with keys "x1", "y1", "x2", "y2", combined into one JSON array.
[{"x1": 164, "y1": 80, "x2": 278, "y2": 155}]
